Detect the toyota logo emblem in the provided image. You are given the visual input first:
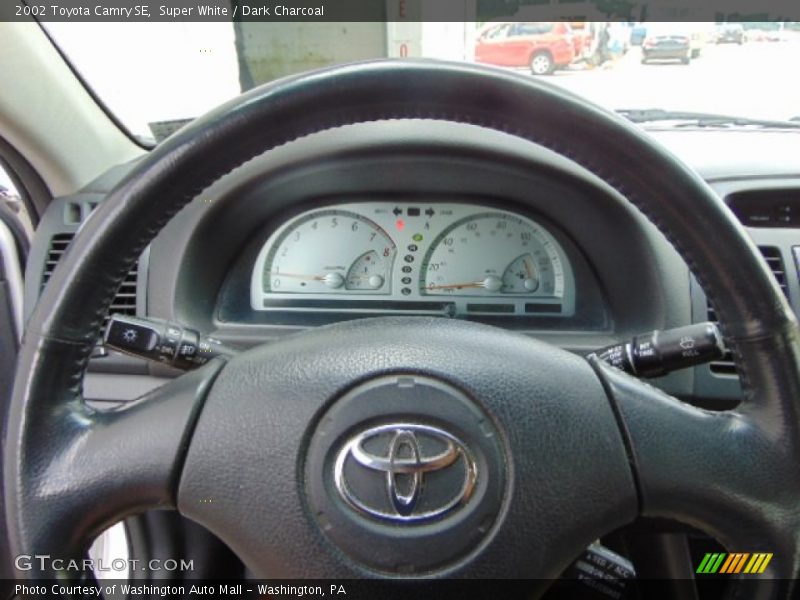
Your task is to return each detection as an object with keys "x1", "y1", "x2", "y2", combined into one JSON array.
[{"x1": 333, "y1": 423, "x2": 477, "y2": 522}]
